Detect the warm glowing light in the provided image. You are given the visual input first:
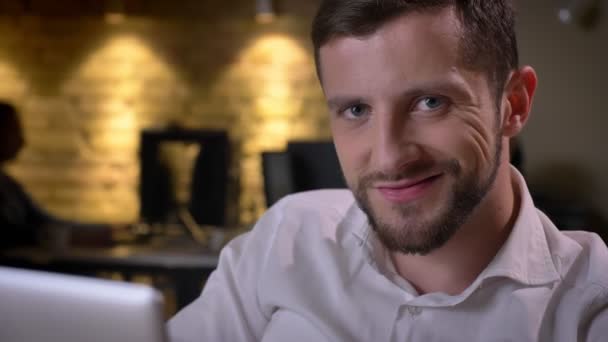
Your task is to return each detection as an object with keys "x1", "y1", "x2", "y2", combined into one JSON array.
[
  {"x1": 228, "y1": 33, "x2": 310, "y2": 145},
  {"x1": 213, "y1": 33, "x2": 315, "y2": 219},
  {"x1": 105, "y1": 0, "x2": 126, "y2": 25},
  {"x1": 63, "y1": 34, "x2": 186, "y2": 222},
  {"x1": 255, "y1": 0, "x2": 275, "y2": 23},
  {"x1": 243, "y1": 34, "x2": 308, "y2": 122},
  {"x1": 65, "y1": 34, "x2": 182, "y2": 121}
]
